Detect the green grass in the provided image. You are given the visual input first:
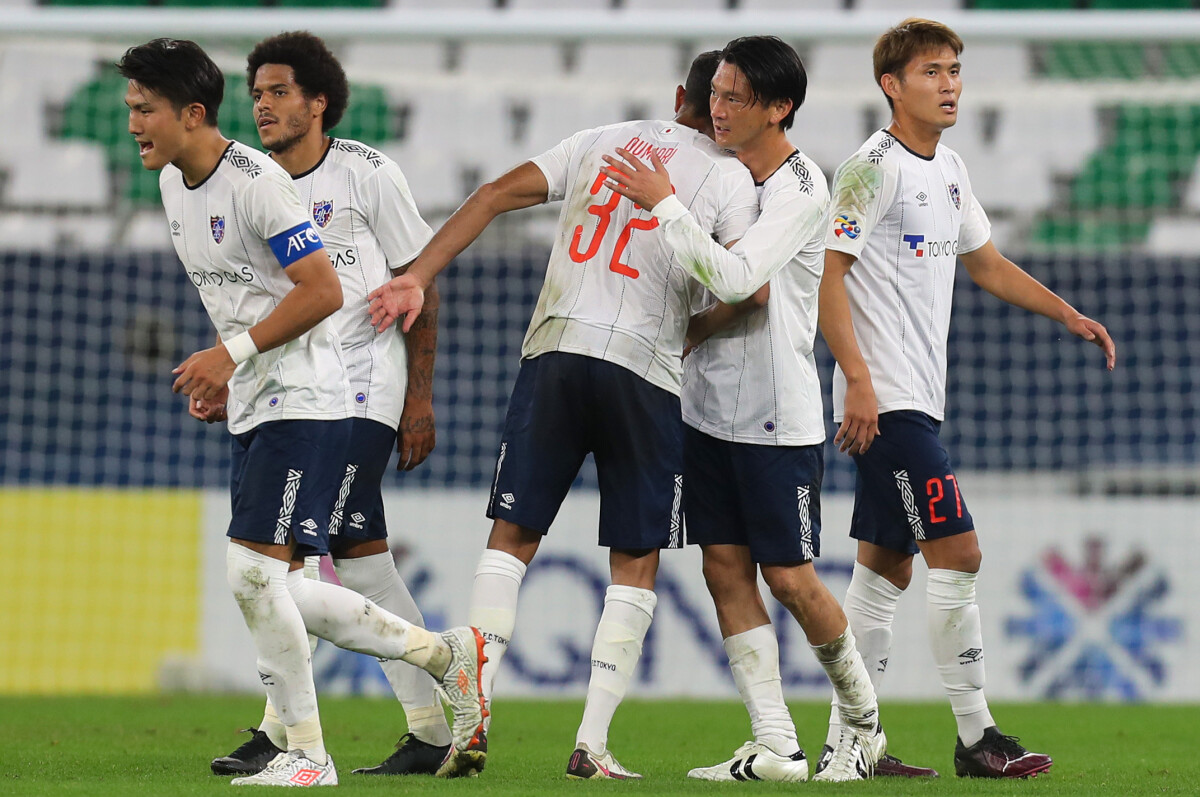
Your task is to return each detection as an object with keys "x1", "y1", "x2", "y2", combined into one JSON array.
[{"x1": 1, "y1": 696, "x2": 1197, "y2": 795}]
